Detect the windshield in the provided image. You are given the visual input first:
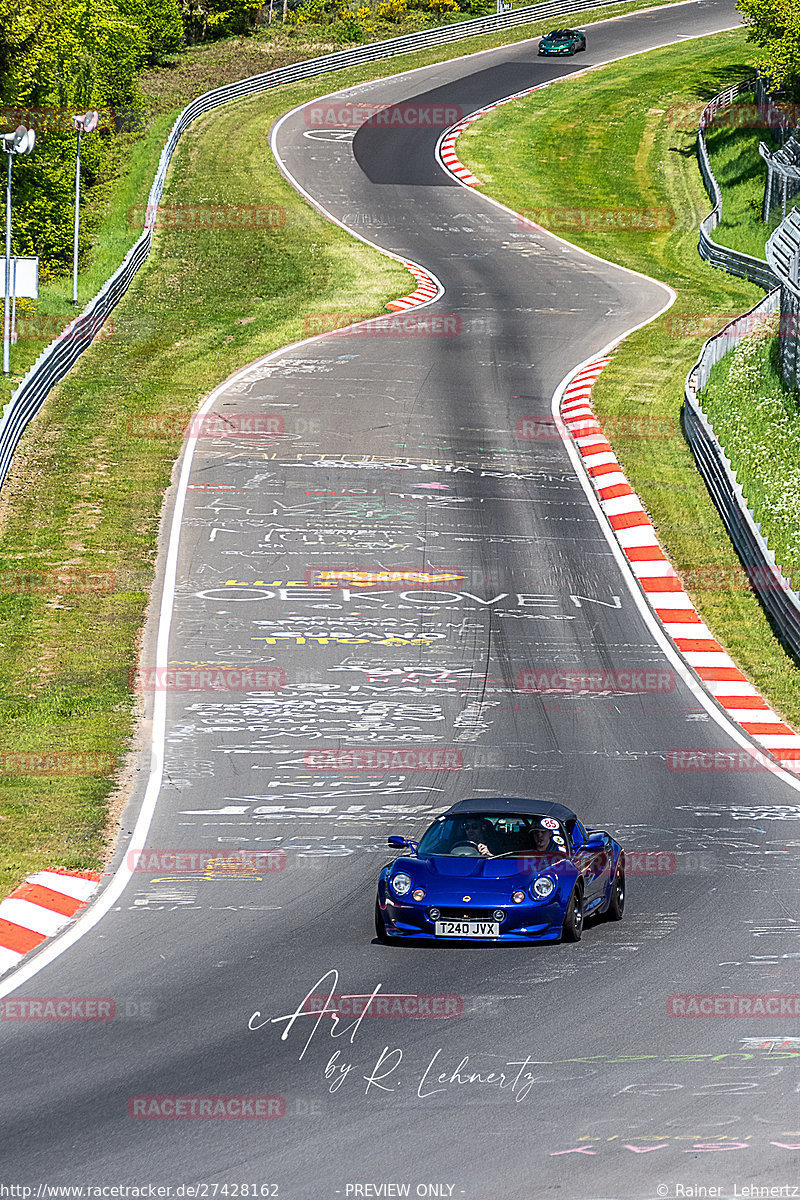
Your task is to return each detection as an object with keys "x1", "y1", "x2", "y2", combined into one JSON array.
[{"x1": 417, "y1": 814, "x2": 570, "y2": 859}]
